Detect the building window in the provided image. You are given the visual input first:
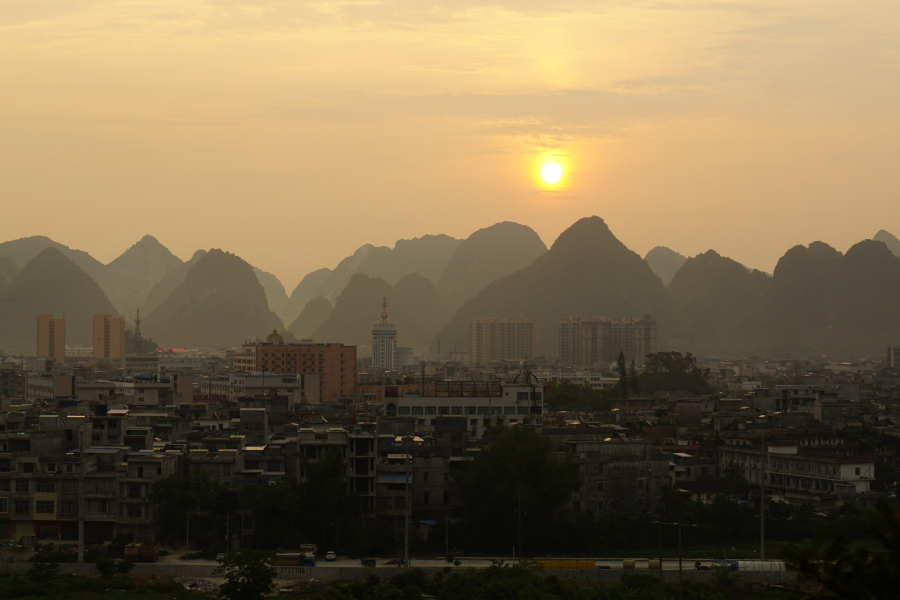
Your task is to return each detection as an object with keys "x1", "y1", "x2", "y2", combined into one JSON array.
[
  {"x1": 22, "y1": 463, "x2": 34, "y2": 473},
  {"x1": 15, "y1": 500, "x2": 30, "y2": 515},
  {"x1": 451, "y1": 407, "x2": 462, "y2": 415},
  {"x1": 15, "y1": 480, "x2": 28, "y2": 493},
  {"x1": 444, "y1": 491, "x2": 450, "y2": 505},
  {"x1": 444, "y1": 472, "x2": 450, "y2": 482},
  {"x1": 127, "y1": 506, "x2": 142, "y2": 518},
  {"x1": 36, "y1": 501, "x2": 54, "y2": 514},
  {"x1": 36, "y1": 482, "x2": 55, "y2": 493},
  {"x1": 424, "y1": 406, "x2": 437, "y2": 415},
  {"x1": 423, "y1": 492, "x2": 429, "y2": 505},
  {"x1": 424, "y1": 472, "x2": 429, "y2": 482},
  {"x1": 855, "y1": 467, "x2": 861, "y2": 476},
  {"x1": 0, "y1": 499, "x2": 7, "y2": 513},
  {"x1": 504, "y1": 406, "x2": 517, "y2": 415},
  {"x1": 411, "y1": 407, "x2": 424, "y2": 416},
  {"x1": 88, "y1": 500, "x2": 108, "y2": 514},
  {"x1": 598, "y1": 482, "x2": 604, "y2": 492},
  {"x1": 598, "y1": 501, "x2": 604, "y2": 511},
  {"x1": 61, "y1": 502, "x2": 77, "y2": 516},
  {"x1": 477, "y1": 407, "x2": 490, "y2": 415},
  {"x1": 517, "y1": 392, "x2": 529, "y2": 401},
  {"x1": 0, "y1": 480, "x2": 8, "y2": 493}
]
